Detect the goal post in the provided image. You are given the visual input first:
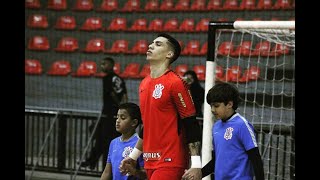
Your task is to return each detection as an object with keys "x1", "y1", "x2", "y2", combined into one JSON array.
[{"x1": 202, "y1": 21, "x2": 295, "y2": 180}]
